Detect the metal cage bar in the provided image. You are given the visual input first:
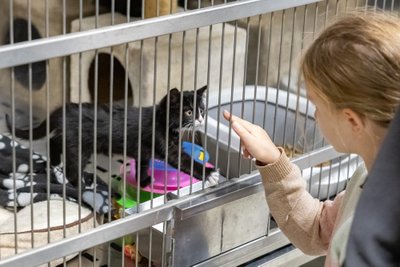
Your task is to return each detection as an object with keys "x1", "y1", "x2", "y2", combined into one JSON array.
[
  {"x1": 0, "y1": 0, "x2": 320, "y2": 69},
  {"x1": 0, "y1": 0, "x2": 378, "y2": 266}
]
